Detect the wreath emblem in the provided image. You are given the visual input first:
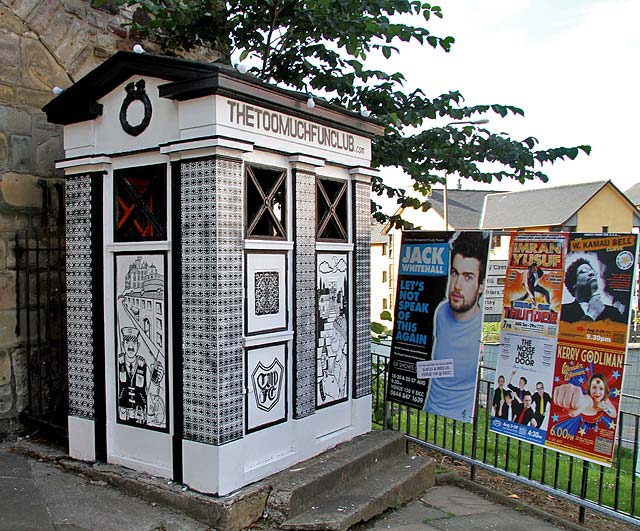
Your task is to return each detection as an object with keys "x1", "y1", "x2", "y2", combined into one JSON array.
[{"x1": 119, "y1": 79, "x2": 152, "y2": 136}]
